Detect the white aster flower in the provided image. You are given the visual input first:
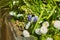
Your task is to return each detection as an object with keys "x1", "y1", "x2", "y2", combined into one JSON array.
[
  {"x1": 13, "y1": 1, "x2": 16, "y2": 5},
  {"x1": 25, "y1": 22, "x2": 31, "y2": 29},
  {"x1": 40, "y1": 26, "x2": 48, "y2": 34},
  {"x1": 9, "y1": 11, "x2": 16, "y2": 16},
  {"x1": 35, "y1": 28, "x2": 41, "y2": 35},
  {"x1": 46, "y1": 37, "x2": 53, "y2": 40},
  {"x1": 54, "y1": 20, "x2": 60, "y2": 29},
  {"x1": 23, "y1": 30, "x2": 30, "y2": 37},
  {"x1": 13, "y1": 1, "x2": 19, "y2": 5},
  {"x1": 42, "y1": 21, "x2": 49, "y2": 27},
  {"x1": 17, "y1": 14, "x2": 23, "y2": 17}
]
